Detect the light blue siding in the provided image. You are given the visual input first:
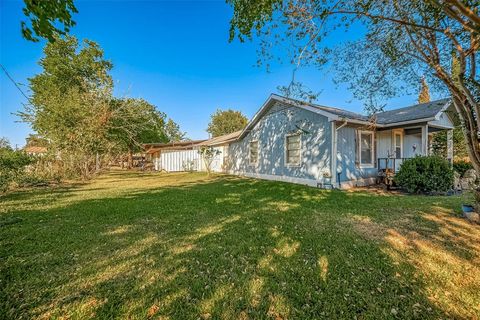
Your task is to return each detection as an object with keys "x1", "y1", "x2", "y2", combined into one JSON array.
[
  {"x1": 404, "y1": 133, "x2": 422, "y2": 157},
  {"x1": 229, "y1": 102, "x2": 332, "y2": 184},
  {"x1": 336, "y1": 126, "x2": 377, "y2": 184}
]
